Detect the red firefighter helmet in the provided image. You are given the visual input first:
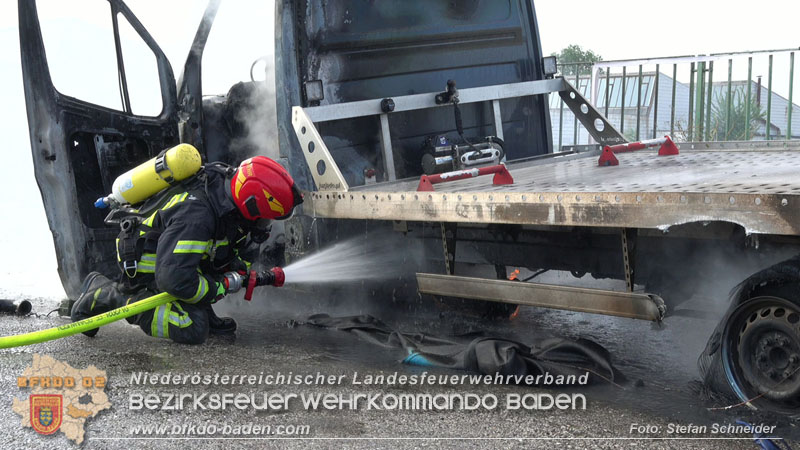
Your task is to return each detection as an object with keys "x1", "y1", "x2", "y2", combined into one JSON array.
[{"x1": 230, "y1": 156, "x2": 303, "y2": 221}]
